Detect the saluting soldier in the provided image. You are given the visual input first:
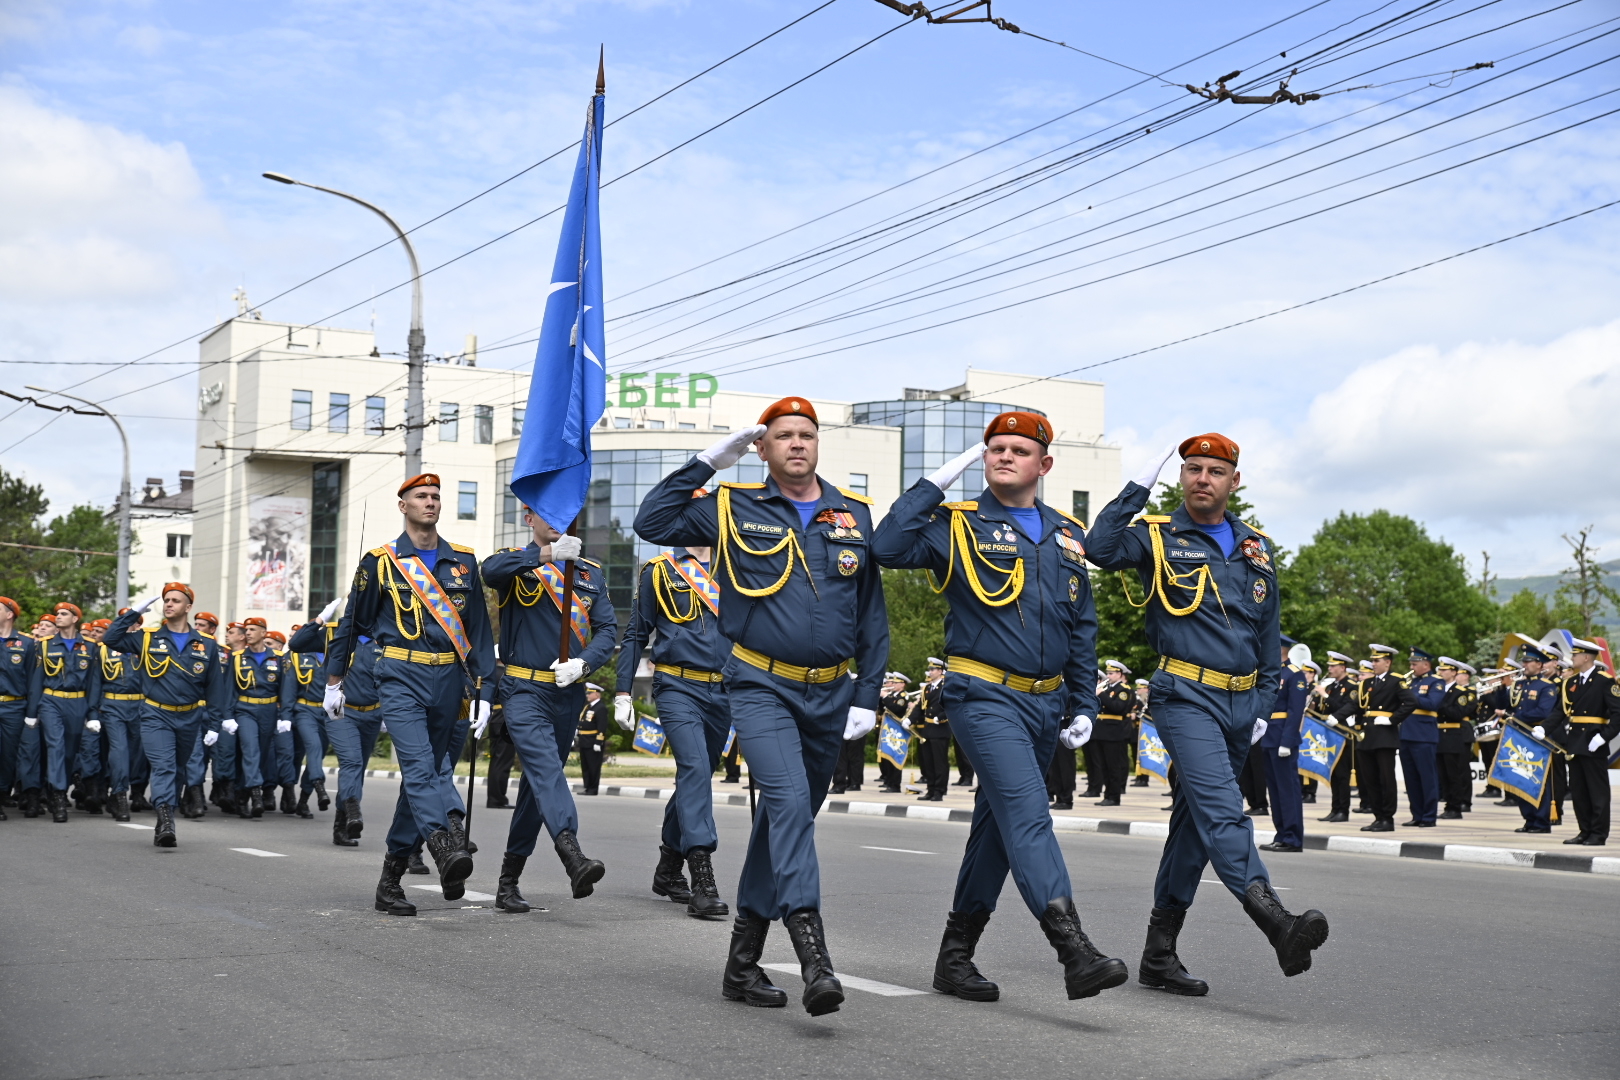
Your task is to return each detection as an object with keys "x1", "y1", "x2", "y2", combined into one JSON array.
[
  {"x1": 1508, "y1": 645, "x2": 1559, "y2": 833},
  {"x1": 615, "y1": 538, "x2": 733, "y2": 917},
  {"x1": 290, "y1": 601, "x2": 375, "y2": 845},
  {"x1": 23, "y1": 603, "x2": 97, "y2": 823},
  {"x1": 1398, "y1": 648, "x2": 1446, "y2": 828},
  {"x1": 1434, "y1": 658, "x2": 1477, "y2": 819},
  {"x1": 103, "y1": 584, "x2": 229, "y2": 846},
  {"x1": 1088, "y1": 435, "x2": 1329, "y2": 991},
  {"x1": 874, "y1": 413, "x2": 1127, "y2": 1007},
  {"x1": 1332, "y1": 645, "x2": 1413, "y2": 831},
  {"x1": 326, "y1": 474, "x2": 495, "y2": 911},
  {"x1": 1, "y1": 597, "x2": 41, "y2": 819},
  {"x1": 1554, "y1": 639, "x2": 1618, "y2": 846},
  {"x1": 1094, "y1": 660, "x2": 1136, "y2": 806},
  {"x1": 480, "y1": 506, "x2": 613, "y2": 914},
  {"x1": 1314, "y1": 651, "x2": 1357, "y2": 822},
  {"x1": 635, "y1": 397, "x2": 889, "y2": 1017},
  {"x1": 1259, "y1": 638, "x2": 1308, "y2": 852}
]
